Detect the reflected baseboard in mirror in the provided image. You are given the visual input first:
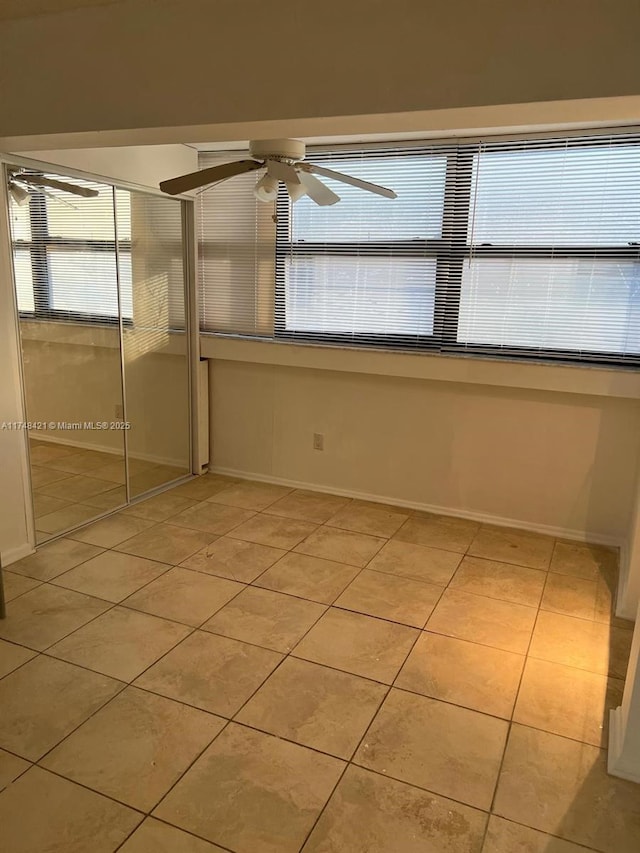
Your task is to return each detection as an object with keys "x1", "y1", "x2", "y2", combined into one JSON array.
[
  {"x1": 29, "y1": 436, "x2": 127, "y2": 543},
  {"x1": 29, "y1": 436, "x2": 188, "y2": 543}
]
